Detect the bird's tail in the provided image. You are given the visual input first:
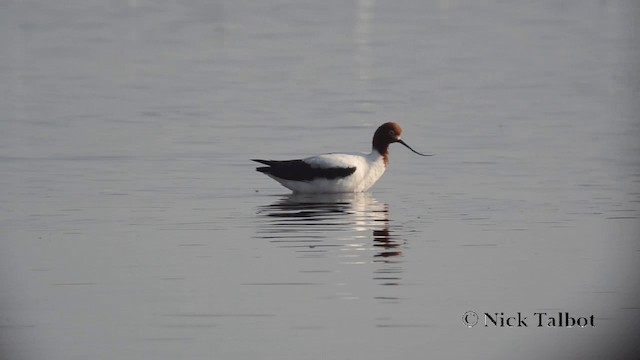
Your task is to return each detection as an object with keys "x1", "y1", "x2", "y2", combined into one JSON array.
[{"x1": 252, "y1": 159, "x2": 272, "y2": 173}]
